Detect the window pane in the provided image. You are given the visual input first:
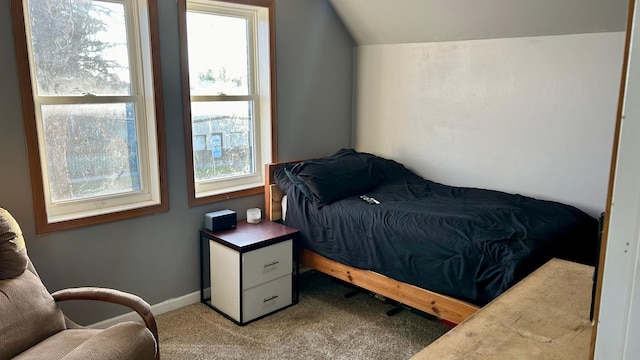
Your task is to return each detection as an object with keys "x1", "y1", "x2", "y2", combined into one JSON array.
[
  {"x1": 41, "y1": 103, "x2": 141, "y2": 202},
  {"x1": 186, "y1": 11, "x2": 249, "y2": 96},
  {"x1": 191, "y1": 101, "x2": 253, "y2": 181},
  {"x1": 28, "y1": 0, "x2": 131, "y2": 96}
]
